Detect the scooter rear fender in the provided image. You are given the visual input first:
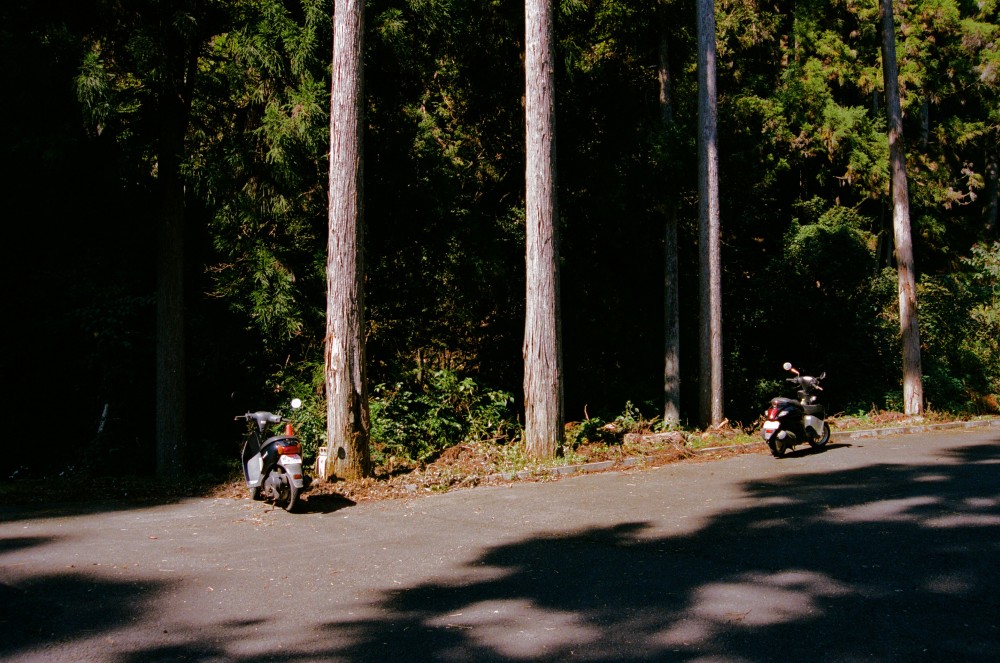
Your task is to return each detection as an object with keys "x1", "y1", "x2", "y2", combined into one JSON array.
[{"x1": 278, "y1": 455, "x2": 307, "y2": 489}]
